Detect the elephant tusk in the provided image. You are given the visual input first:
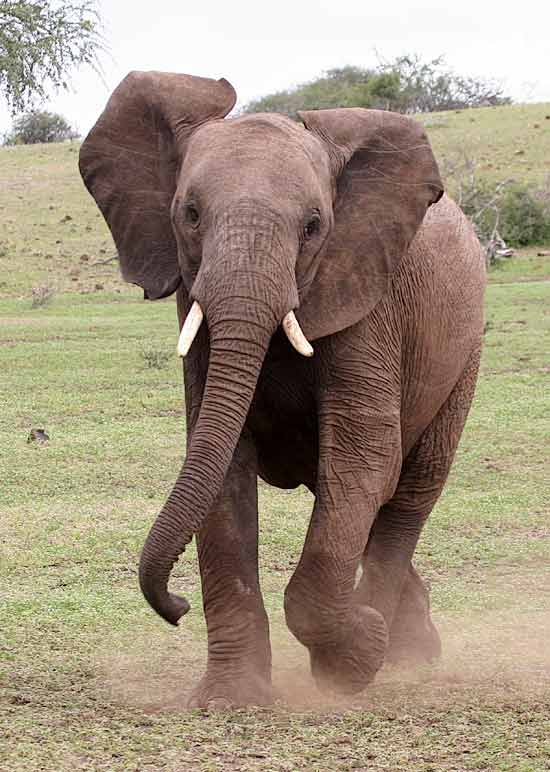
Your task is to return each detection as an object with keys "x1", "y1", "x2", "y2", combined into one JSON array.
[
  {"x1": 282, "y1": 311, "x2": 314, "y2": 357},
  {"x1": 177, "y1": 301, "x2": 204, "y2": 357}
]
